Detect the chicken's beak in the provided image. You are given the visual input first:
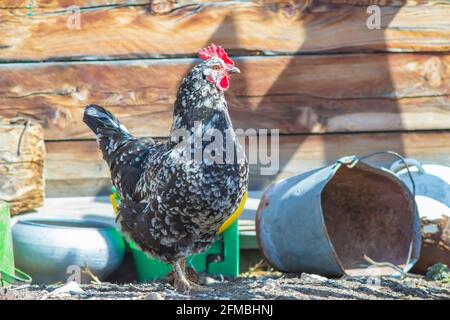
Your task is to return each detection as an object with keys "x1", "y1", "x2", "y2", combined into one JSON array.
[{"x1": 227, "y1": 66, "x2": 240, "y2": 75}]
